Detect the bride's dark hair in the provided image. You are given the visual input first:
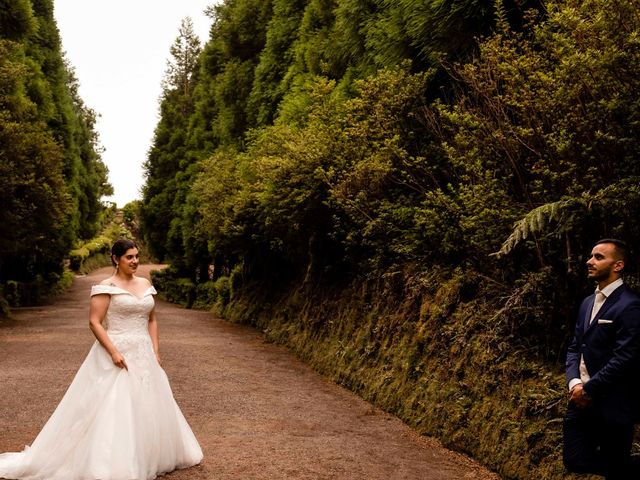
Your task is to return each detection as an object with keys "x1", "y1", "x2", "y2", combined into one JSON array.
[{"x1": 111, "y1": 239, "x2": 138, "y2": 266}]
